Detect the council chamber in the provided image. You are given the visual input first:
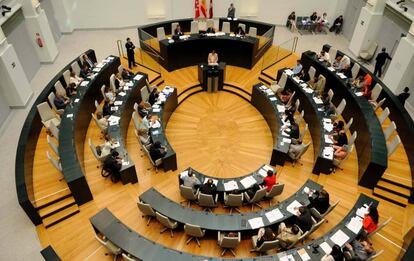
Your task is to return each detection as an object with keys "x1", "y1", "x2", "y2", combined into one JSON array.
[{"x1": 2, "y1": 0, "x2": 414, "y2": 260}]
